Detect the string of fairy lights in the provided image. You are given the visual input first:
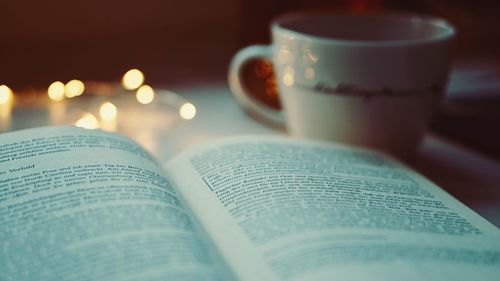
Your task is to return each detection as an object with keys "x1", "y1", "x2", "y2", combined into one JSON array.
[{"x1": 0, "y1": 69, "x2": 197, "y2": 131}]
